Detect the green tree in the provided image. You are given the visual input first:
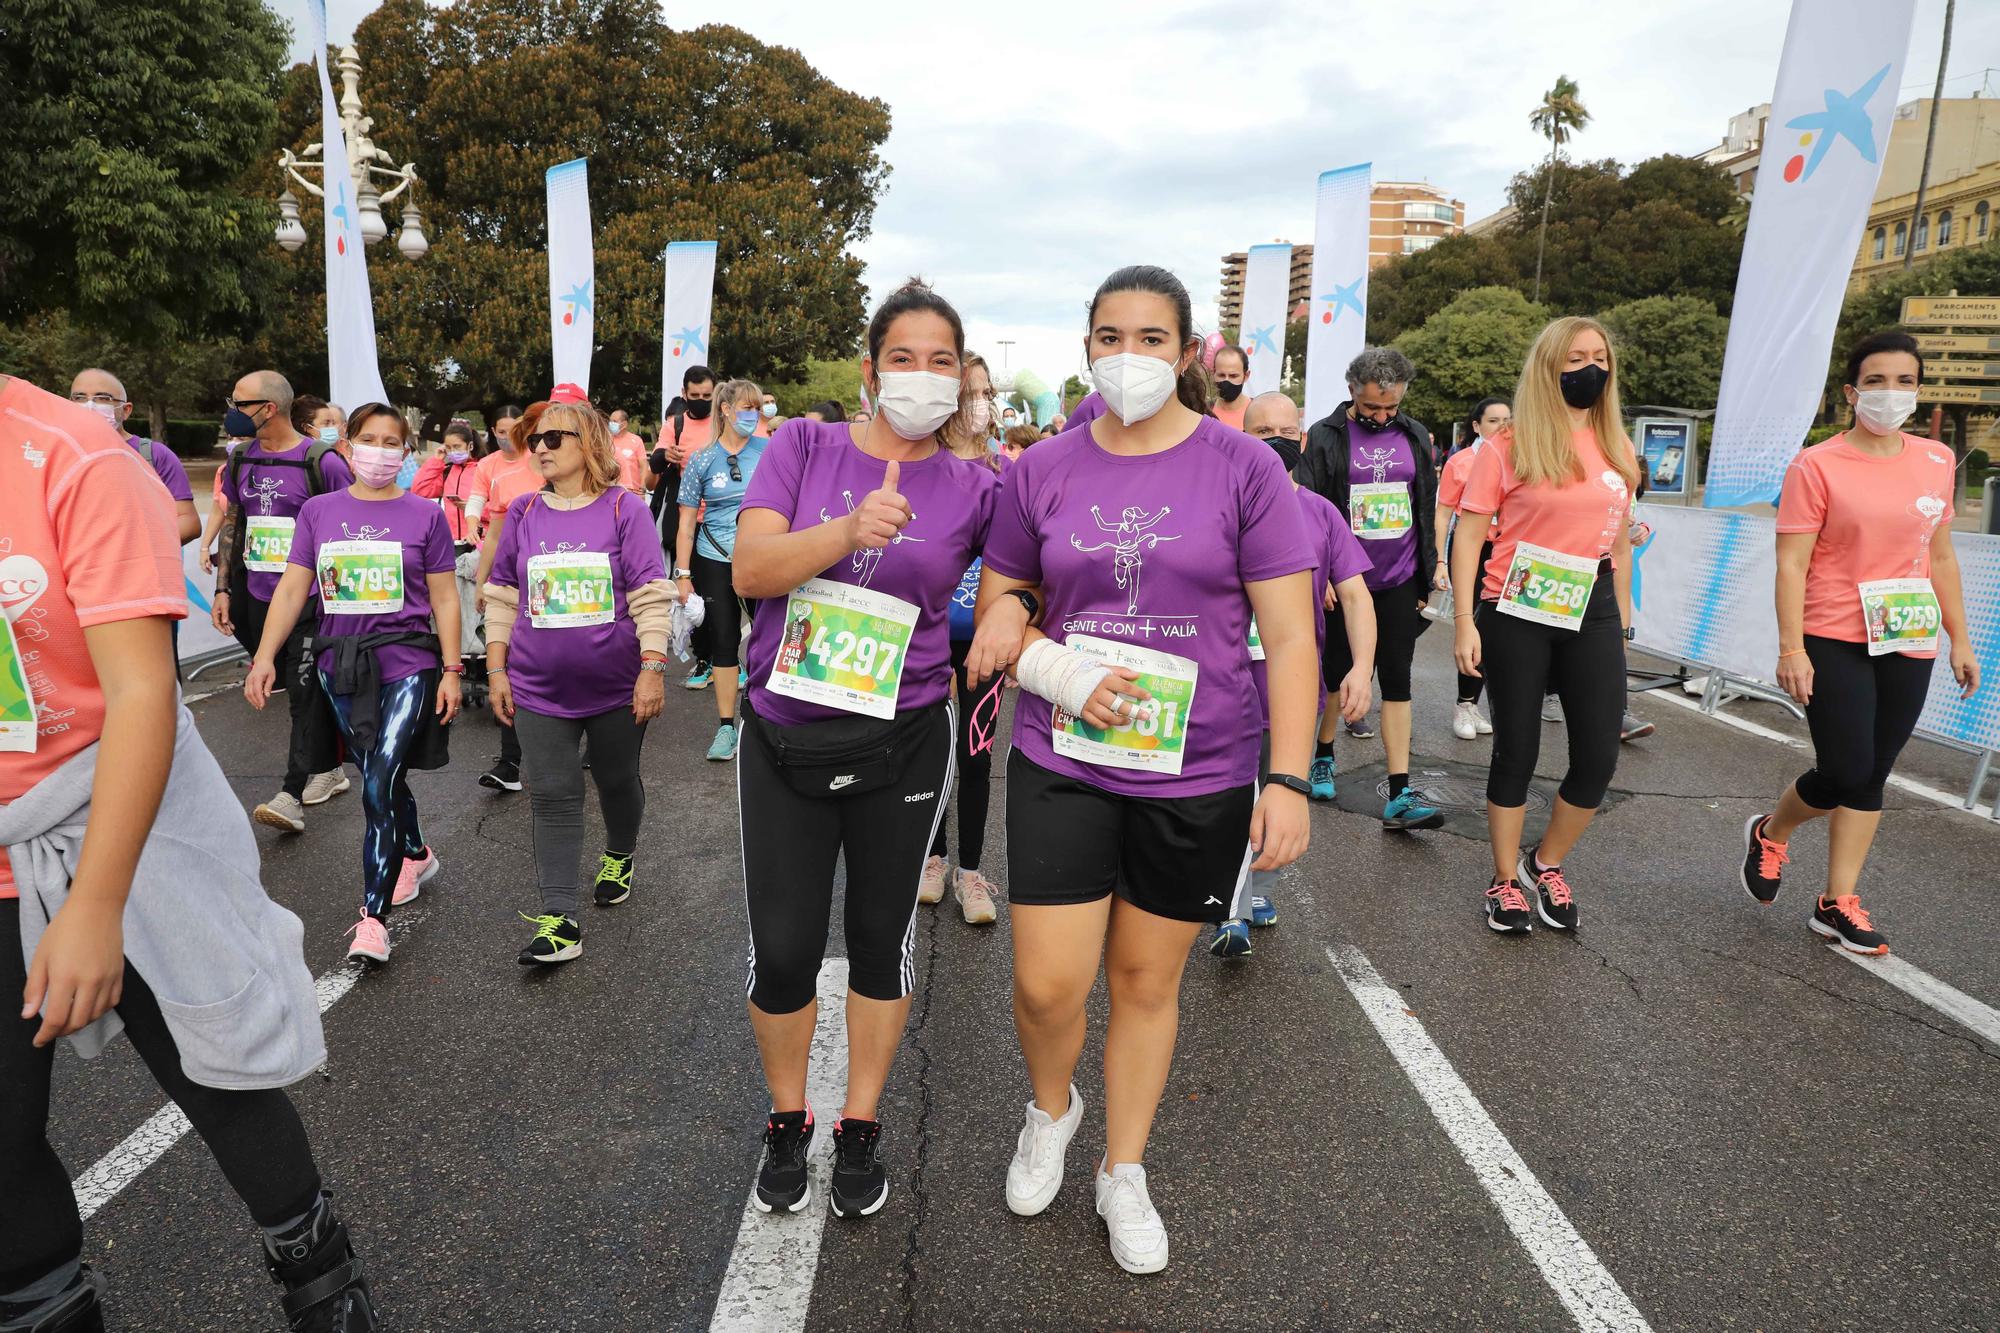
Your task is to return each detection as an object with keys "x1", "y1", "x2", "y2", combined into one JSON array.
[
  {"x1": 1528, "y1": 75, "x2": 1591, "y2": 304},
  {"x1": 764, "y1": 358, "x2": 864, "y2": 419},
  {"x1": 1389, "y1": 286, "x2": 1551, "y2": 433},
  {"x1": 0, "y1": 310, "x2": 241, "y2": 442},
  {"x1": 1599, "y1": 295, "x2": 1730, "y2": 409},
  {"x1": 257, "y1": 0, "x2": 890, "y2": 420},
  {"x1": 0, "y1": 0, "x2": 288, "y2": 358}
]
